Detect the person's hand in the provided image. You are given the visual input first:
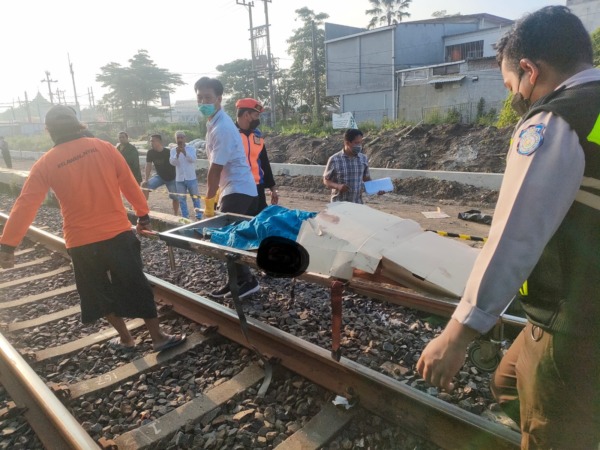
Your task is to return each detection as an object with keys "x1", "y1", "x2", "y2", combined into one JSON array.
[
  {"x1": 176, "y1": 147, "x2": 184, "y2": 156},
  {"x1": 416, "y1": 319, "x2": 478, "y2": 392},
  {"x1": 338, "y1": 184, "x2": 350, "y2": 193},
  {"x1": 203, "y1": 195, "x2": 217, "y2": 218},
  {"x1": 270, "y1": 189, "x2": 279, "y2": 205},
  {"x1": 0, "y1": 251, "x2": 15, "y2": 269},
  {"x1": 141, "y1": 180, "x2": 148, "y2": 188},
  {"x1": 136, "y1": 215, "x2": 152, "y2": 236},
  {"x1": 136, "y1": 221, "x2": 153, "y2": 235}
]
